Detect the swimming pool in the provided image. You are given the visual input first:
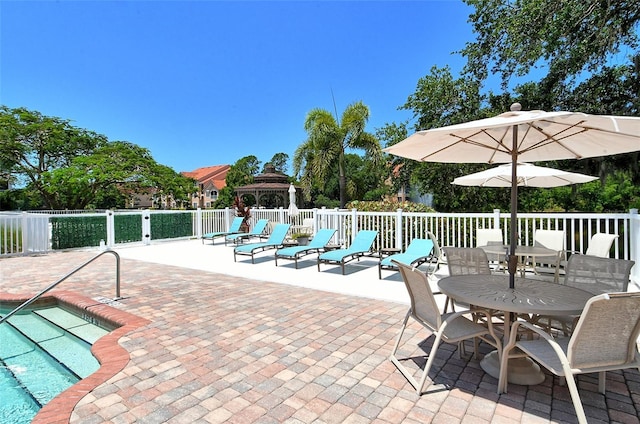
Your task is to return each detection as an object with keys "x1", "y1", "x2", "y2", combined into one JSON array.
[{"x1": 0, "y1": 304, "x2": 108, "y2": 424}]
